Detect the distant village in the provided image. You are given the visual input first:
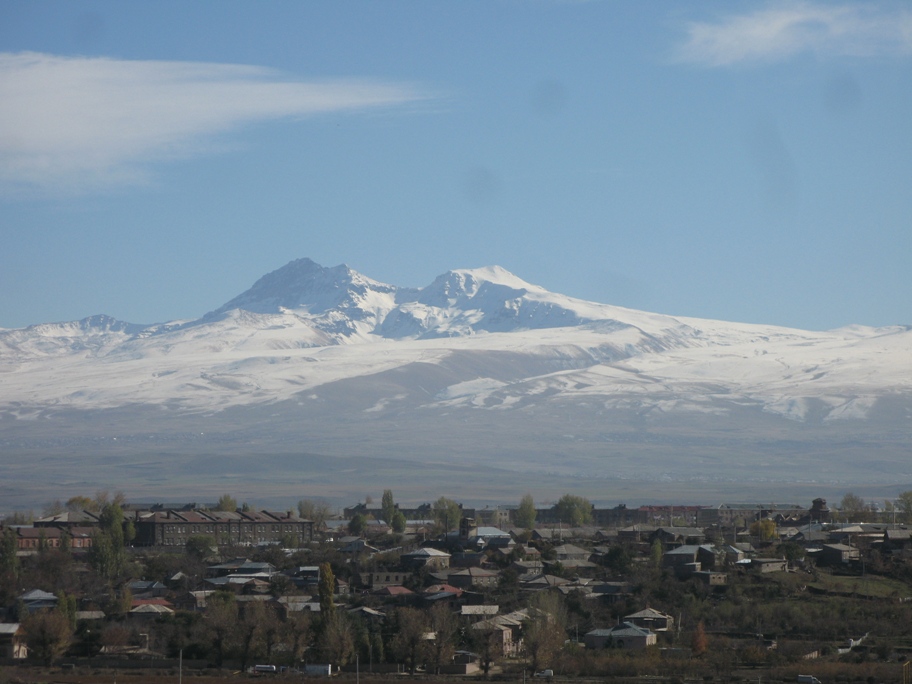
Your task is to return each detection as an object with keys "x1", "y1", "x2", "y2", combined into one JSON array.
[{"x1": 2, "y1": 491, "x2": 912, "y2": 682}]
